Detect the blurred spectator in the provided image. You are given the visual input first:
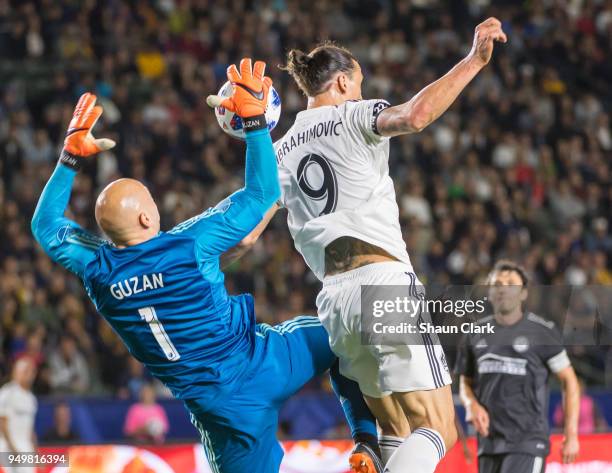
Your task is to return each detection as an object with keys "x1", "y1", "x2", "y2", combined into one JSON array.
[
  {"x1": 48, "y1": 335, "x2": 90, "y2": 394},
  {"x1": 123, "y1": 383, "x2": 169, "y2": 444},
  {"x1": 41, "y1": 401, "x2": 80, "y2": 445},
  {"x1": 0, "y1": 358, "x2": 37, "y2": 461},
  {"x1": 13, "y1": 330, "x2": 45, "y2": 368},
  {"x1": 118, "y1": 358, "x2": 154, "y2": 400}
]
